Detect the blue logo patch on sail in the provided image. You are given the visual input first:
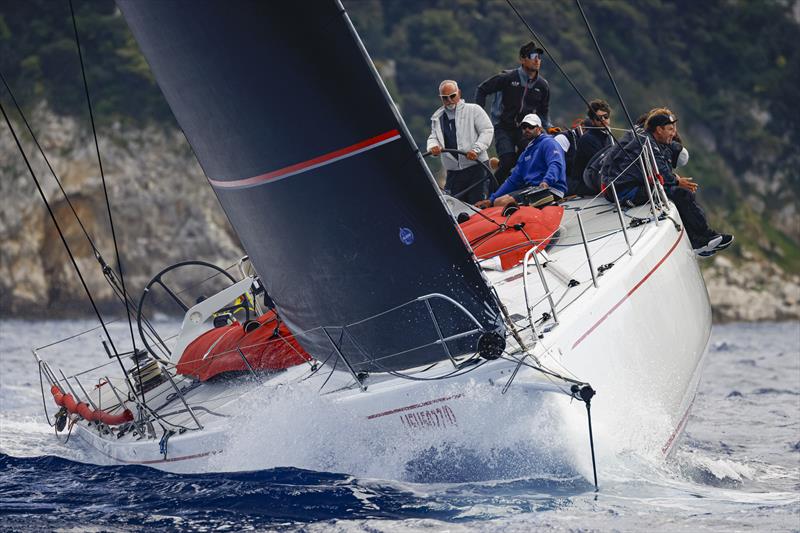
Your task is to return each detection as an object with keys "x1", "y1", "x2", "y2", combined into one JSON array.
[{"x1": 399, "y1": 227, "x2": 415, "y2": 245}]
